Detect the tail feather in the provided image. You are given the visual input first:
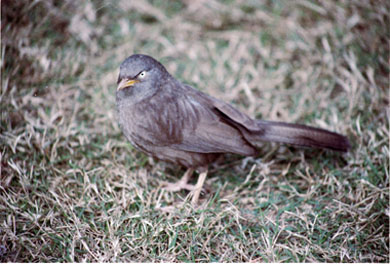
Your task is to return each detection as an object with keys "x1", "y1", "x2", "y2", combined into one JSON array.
[{"x1": 250, "y1": 120, "x2": 350, "y2": 152}]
